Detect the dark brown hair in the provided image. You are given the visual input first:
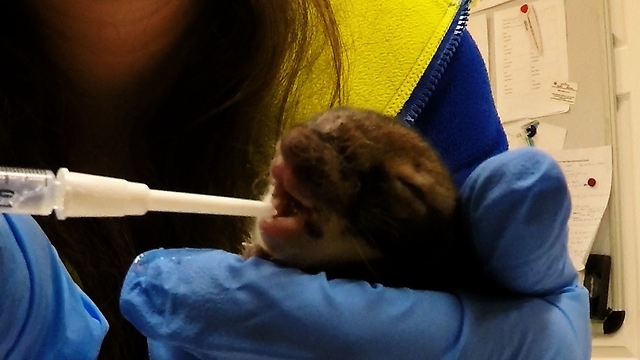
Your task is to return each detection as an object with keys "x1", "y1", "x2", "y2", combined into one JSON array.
[{"x1": 1, "y1": 1, "x2": 342, "y2": 358}]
